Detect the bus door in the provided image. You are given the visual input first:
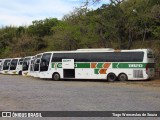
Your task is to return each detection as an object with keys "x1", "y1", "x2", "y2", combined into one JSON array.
[
  {"x1": 33, "y1": 58, "x2": 41, "y2": 77},
  {"x1": 62, "y1": 59, "x2": 75, "y2": 78}
]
